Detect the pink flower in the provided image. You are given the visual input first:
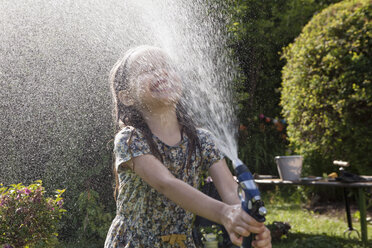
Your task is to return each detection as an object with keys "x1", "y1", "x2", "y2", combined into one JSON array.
[
  {"x1": 24, "y1": 188, "x2": 31, "y2": 195},
  {"x1": 259, "y1": 114, "x2": 265, "y2": 119}
]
